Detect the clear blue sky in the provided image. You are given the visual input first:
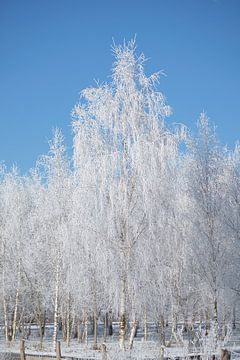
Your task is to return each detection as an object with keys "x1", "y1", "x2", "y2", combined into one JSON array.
[{"x1": 0, "y1": 0, "x2": 239, "y2": 172}]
